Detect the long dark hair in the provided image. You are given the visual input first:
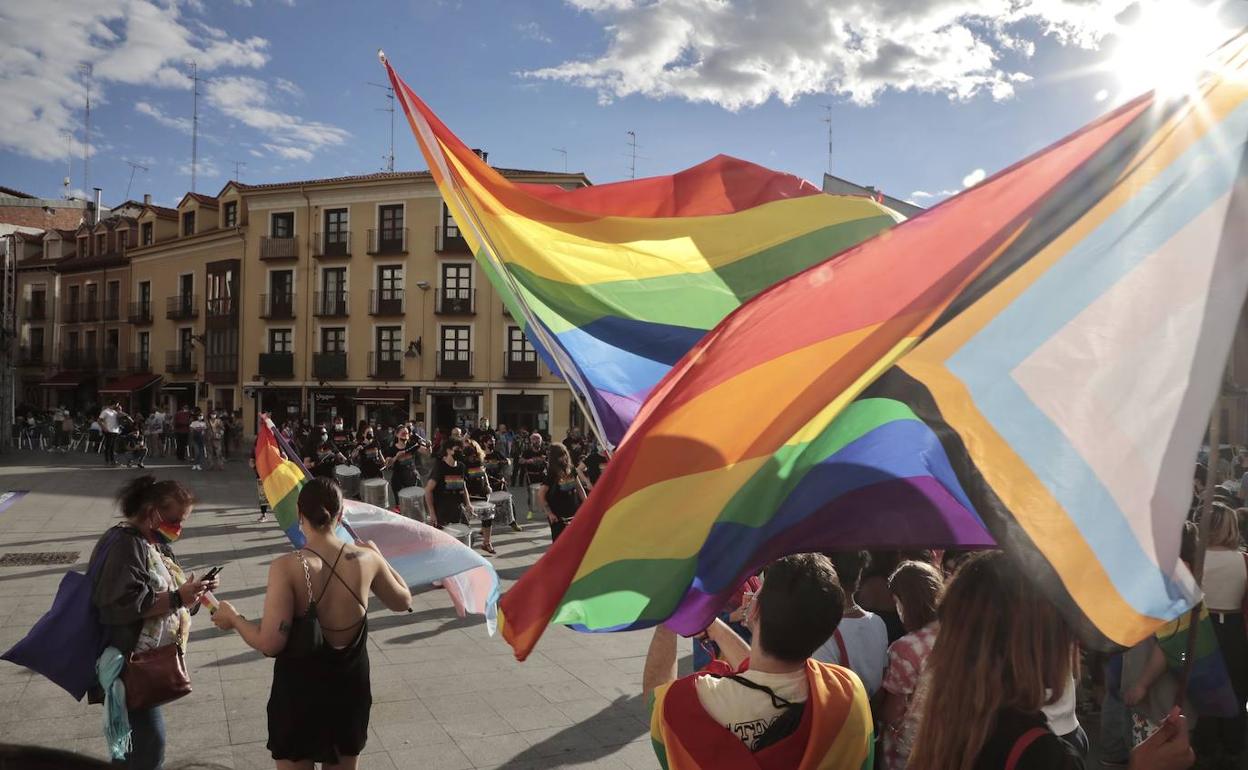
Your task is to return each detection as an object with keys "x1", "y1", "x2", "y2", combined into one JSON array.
[{"x1": 546, "y1": 443, "x2": 573, "y2": 485}]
